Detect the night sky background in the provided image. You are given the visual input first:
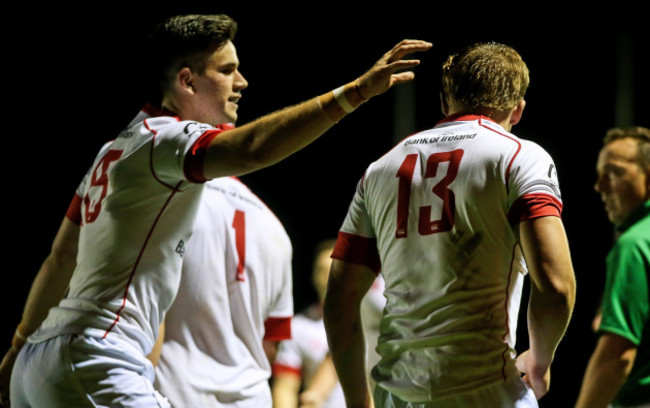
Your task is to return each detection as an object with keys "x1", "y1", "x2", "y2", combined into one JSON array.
[{"x1": 3, "y1": 5, "x2": 648, "y2": 406}]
